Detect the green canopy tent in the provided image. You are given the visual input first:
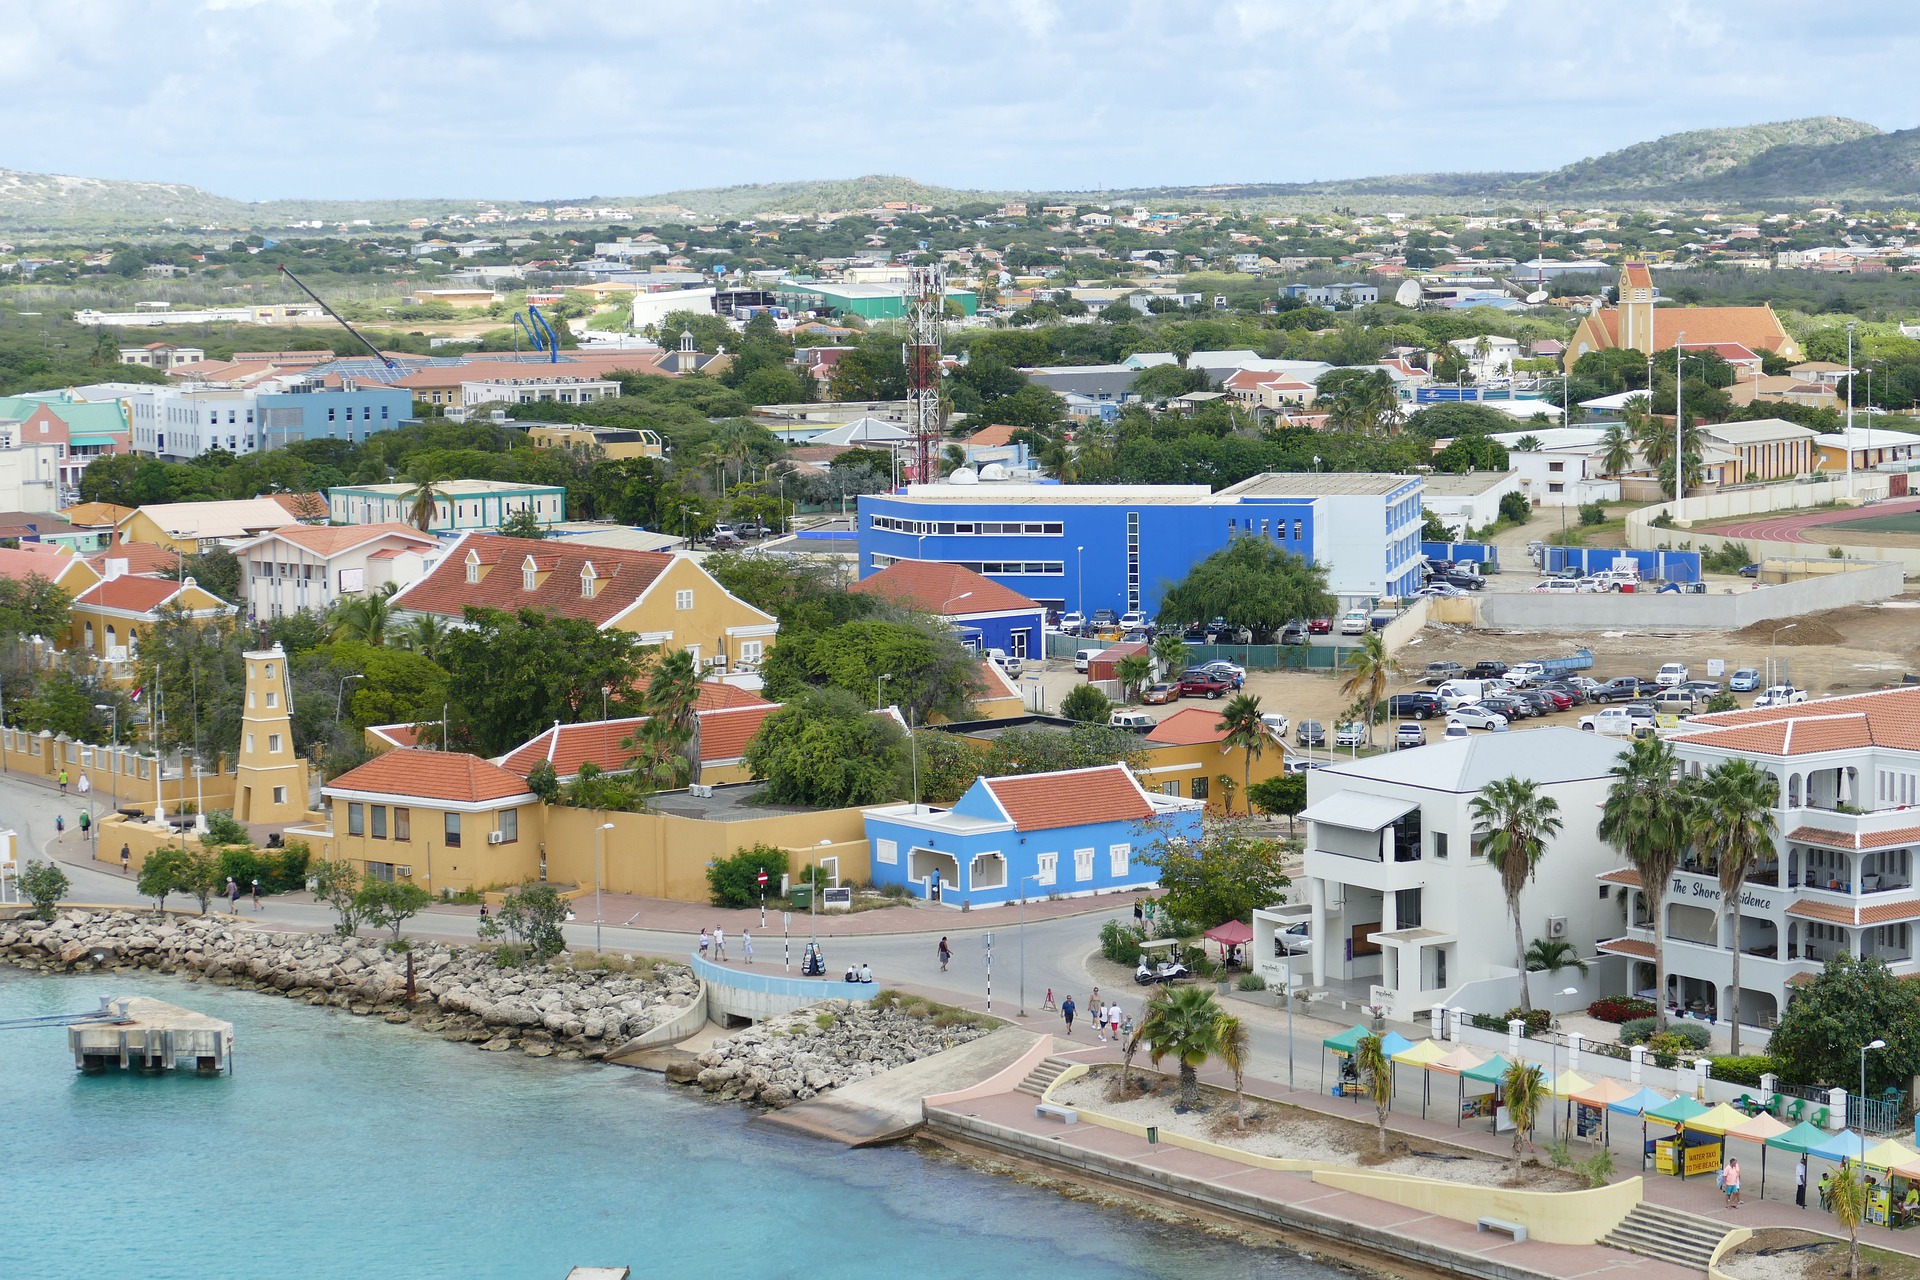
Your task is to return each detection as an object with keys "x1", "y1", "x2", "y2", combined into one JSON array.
[
  {"x1": 1459, "y1": 1054, "x2": 1511, "y2": 1130},
  {"x1": 1644, "y1": 1094, "x2": 1712, "y2": 1178},
  {"x1": 1320, "y1": 1024, "x2": 1370, "y2": 1096}
]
